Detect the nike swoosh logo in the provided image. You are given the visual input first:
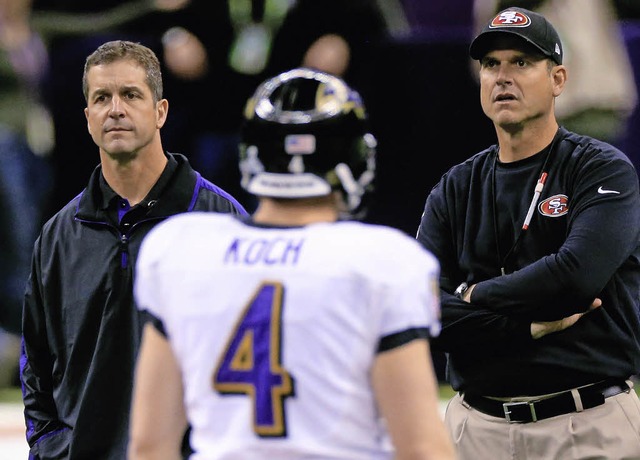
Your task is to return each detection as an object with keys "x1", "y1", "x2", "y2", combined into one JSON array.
[{"x1": 597, "y1": 186, "x2": 620, "y2": 195}]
